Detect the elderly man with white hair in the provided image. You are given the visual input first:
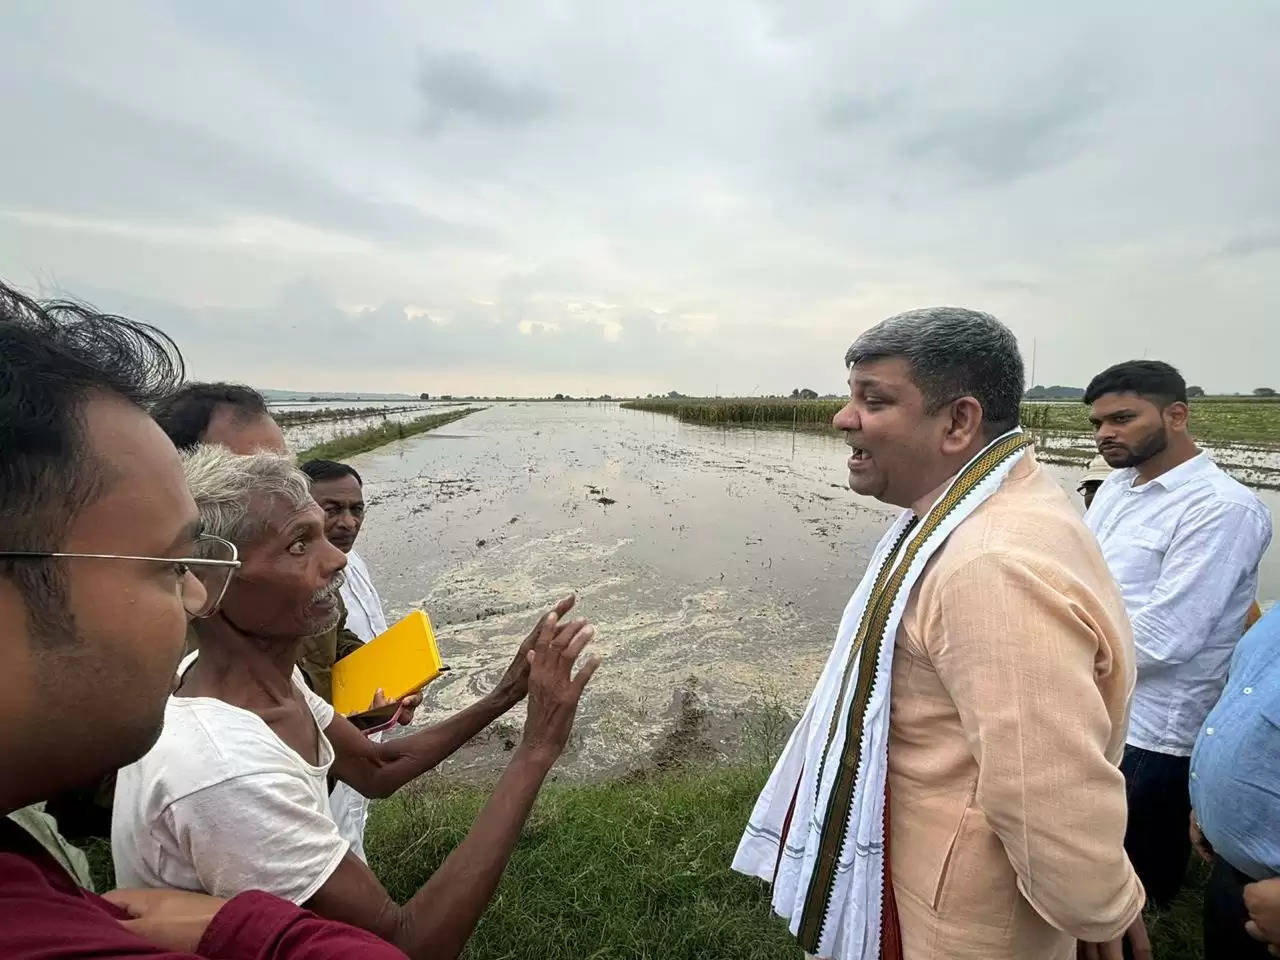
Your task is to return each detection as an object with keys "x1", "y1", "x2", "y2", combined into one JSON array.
[{"x1": 112, "y1": 447, "x2": 601, "y2": 960}]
